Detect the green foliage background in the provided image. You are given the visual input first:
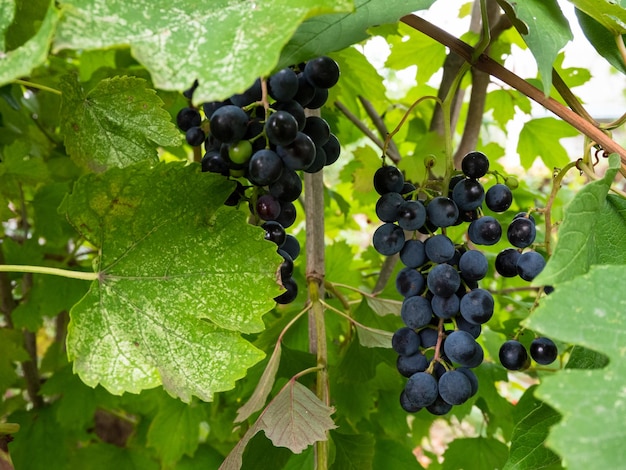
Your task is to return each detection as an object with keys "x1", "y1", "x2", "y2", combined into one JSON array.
[{"x1": 1, "y1": 0, "x2": 626, "y2": 469}]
